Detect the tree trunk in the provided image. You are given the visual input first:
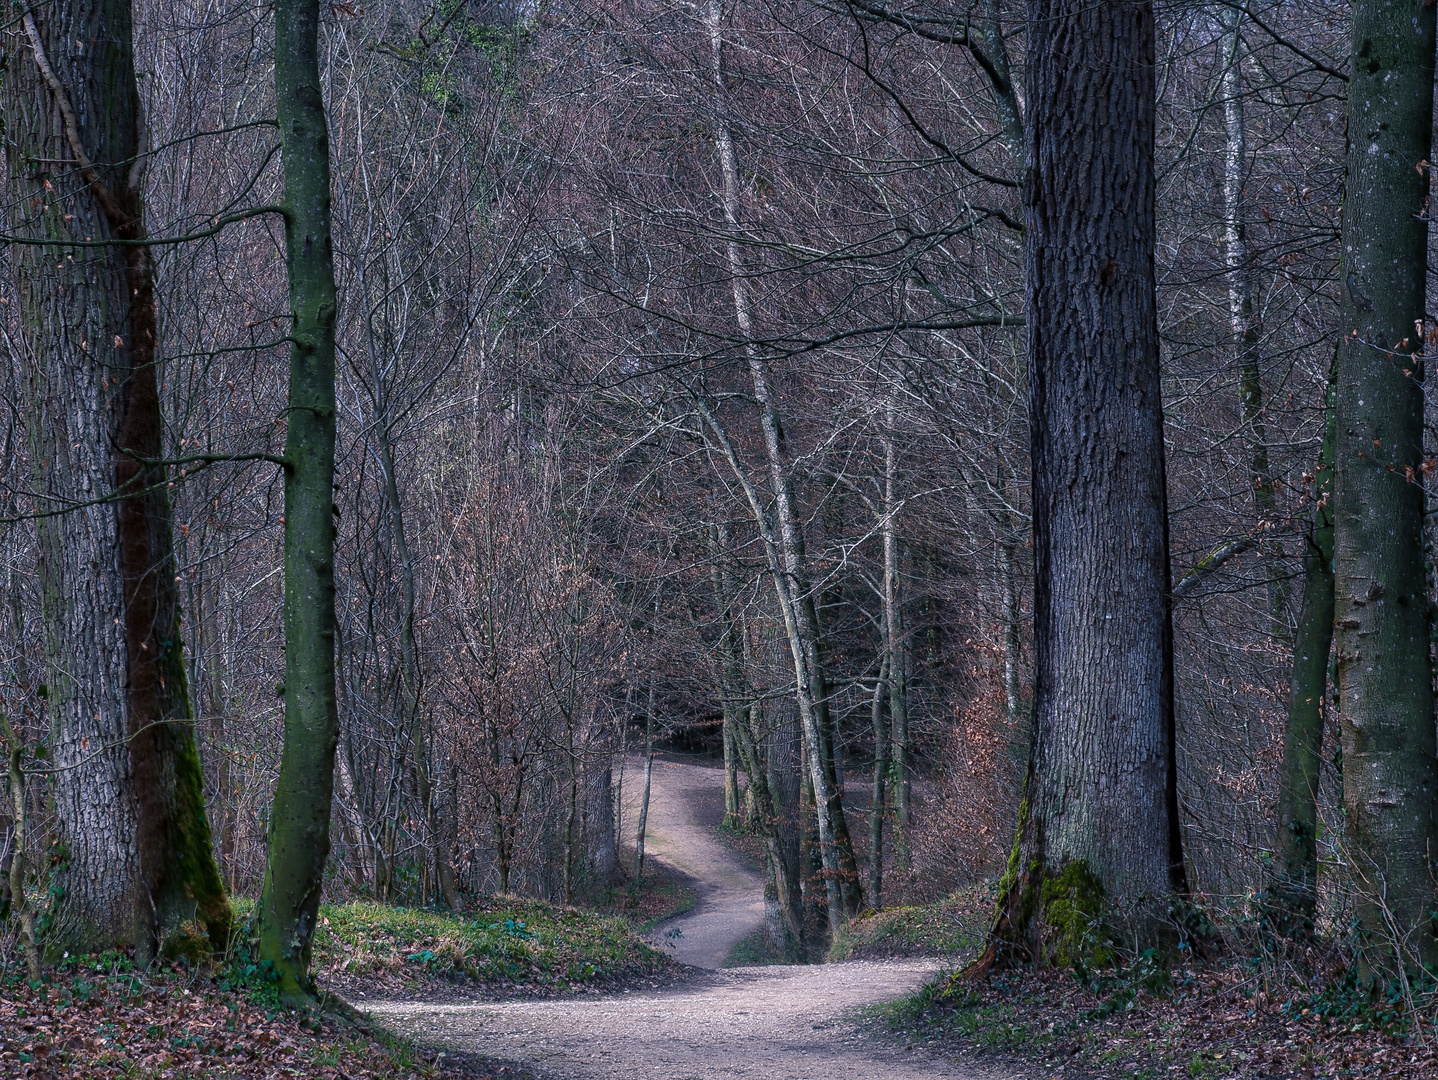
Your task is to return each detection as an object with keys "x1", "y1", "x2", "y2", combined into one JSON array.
[
  {"x1": 992, "y1": 0, "x2": 1184, "y2": 964},
  {"x1": 257, "y1": 0, "x2": 341, "y2": 1002},
  {"x1": 1219, "y1": 7, "x2": 1287, "y2": 637},
  {"x1": 1270, "y1": 356, "x2": 1336, "y2": 932},
  {"x1": 632, "y1": 682, "x2": 656, "y2": 890},
  {"x1": 866, "y1": 656, "x2": 888, "y2": 911},
  {"x1": 5, "y1": 0, "x2": 234, "y2": 957},
  {"x1": 702, "y1": 0, "x2": 860, "y2": 935},
  {"x1": 723, "y1": 705, "x2": 741, "y2": 828},
  {"x1": 882, "y1": 430, "x2": 912, "y2": 851},
  {"x1": 1331, "y1": 0, "x2": 1438, "y2": 977}
]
